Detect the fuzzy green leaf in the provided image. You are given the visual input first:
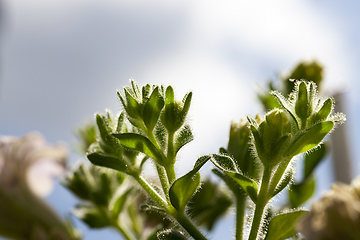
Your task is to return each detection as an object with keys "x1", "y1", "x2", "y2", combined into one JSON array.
[
  {"x1": 271, "y1": 91, "x2": 300, "y2": 131},
  {"x1": 112, "y1": 189, "x2": 132, "y2": 217},
  {"x1": 304, "y1": 143, "x2": 327, "y2": 180},
  {"x1": 224, "y1": 171, "x2": 258, "y2": 203},
  {"x1": 143, "y1": 87, "x2": 165, "y2": 131},
  {"x1": 311, "y1": 98, "x2": 332, "y2": 124},
  {"x1": 271, "y1": 169, "x2": 293, "y2": 197},
  {"x1": 92, "y1": 173, "x2": 111, "y2": 206},
  {"x1": 210, "y1": 153, "x2": 238, "y2": 172},
  {"x1": 210, "y1": 154, "x2": 258, "y2": 202},
  {"x1": 265, "y1": 210, "x2": 308, "y2": 240},
  {"x1": 295, "y1": 81, "x2": 311, "y2": 121},
  {"x1": 286, "y1": 121, "x2": 334, "y2": 157},
  {"x1": 112, "y1": 133, "x2": 166, "y2": 166},
  {"x1": 87, "y1": 151, "x2": 127, "y2": 172},
  {"x1": 169, "y1": 171, "x2": 200, "y2": 211},
  {"x1": 289, "y1": 176, "x2": 315, "y2": 208},
  {"x1": 157, "y1": 229, "x2": 188, "y2": 240},
  {"x1": 174, "y1": 125, "x2": 194, "y2": 154},
  {"x1": 165, "y1": 86, "x2": 175, "y2": 104},
  {"x1": 181, "y1": 92, "x2": 192, "y2": 121},
  {"x1": 73, "y1": 206, "x2": 111, "y2": 229}
]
